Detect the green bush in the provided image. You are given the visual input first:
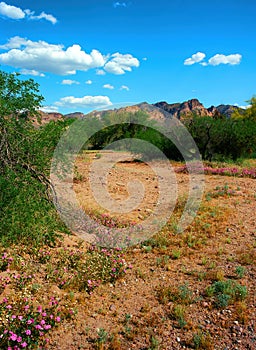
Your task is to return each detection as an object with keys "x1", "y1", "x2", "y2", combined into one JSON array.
[{"x1": 206, "y1": 279, "x2": 247, "y2": 308}]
